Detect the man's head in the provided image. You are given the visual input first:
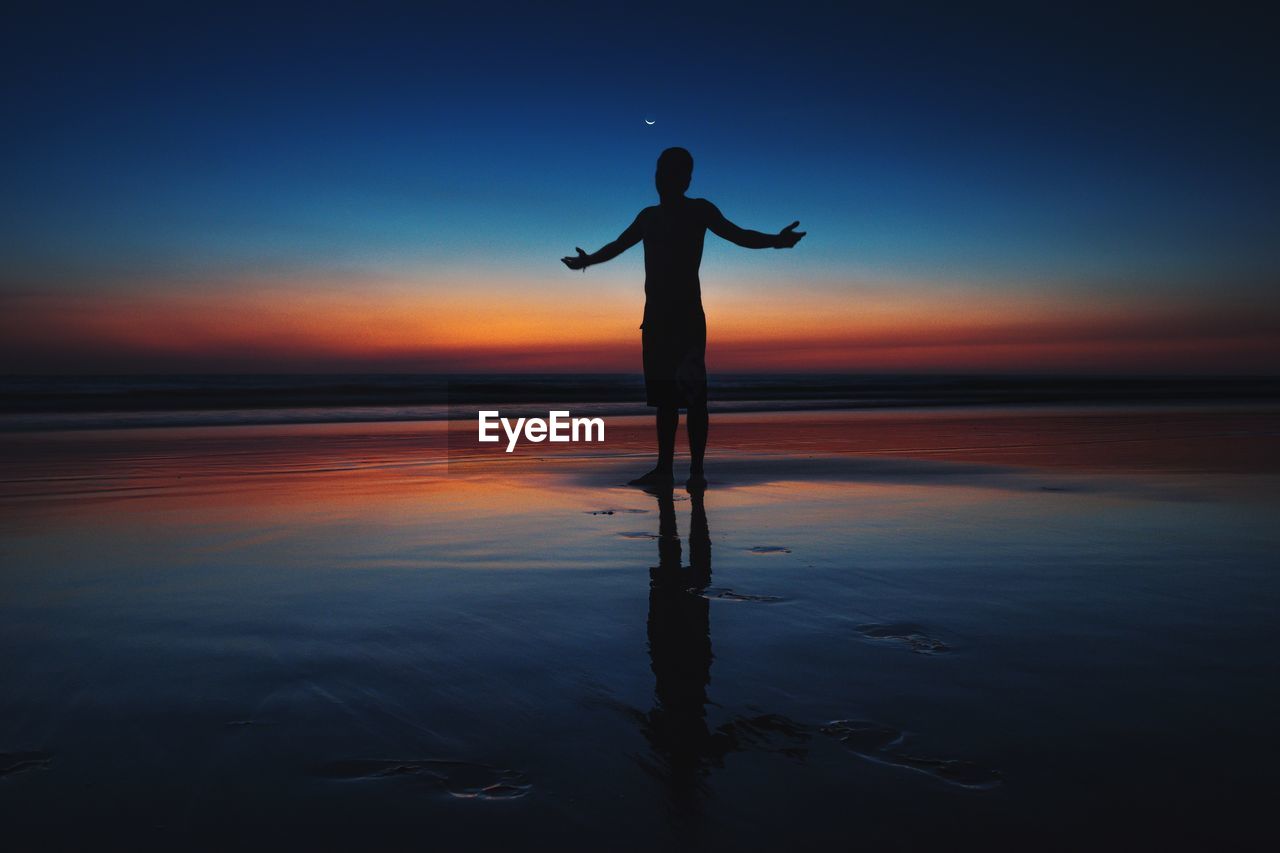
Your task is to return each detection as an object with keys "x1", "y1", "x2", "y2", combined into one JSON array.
[{"x1": 655, "y1": 147, "x2": 693, "y2": 200}]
